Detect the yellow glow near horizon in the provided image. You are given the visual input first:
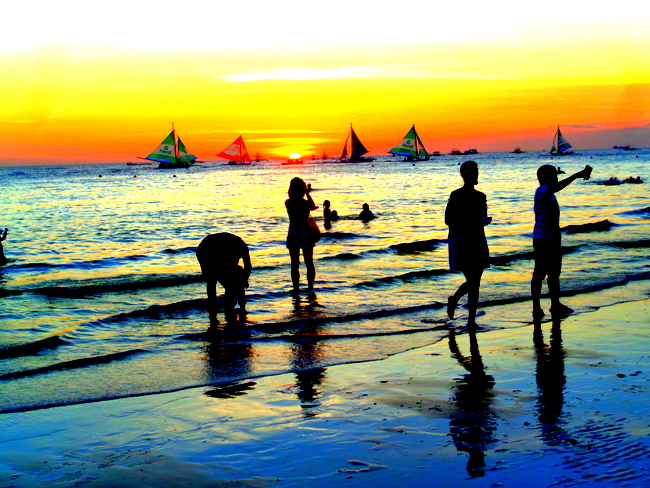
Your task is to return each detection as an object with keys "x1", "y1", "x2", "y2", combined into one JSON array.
[
  {"x1": 1, "y1": 1, "x2": 649, "y2": 164},
  {"x1": 289, "y1": 152, "x2": 301, "y2": 160}
]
